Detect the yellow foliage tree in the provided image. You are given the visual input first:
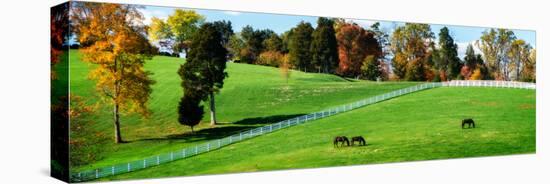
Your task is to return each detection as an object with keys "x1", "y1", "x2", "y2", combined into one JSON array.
[
  {"x1": 280, "y1": 54, "x2": 291, "y2": 84},
  {"x1": 72, "y1": 2, "x2": 157, "y2": 143},
  {"x1": 469, "y1": 68, "x2": 483, "y2": 80}
]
